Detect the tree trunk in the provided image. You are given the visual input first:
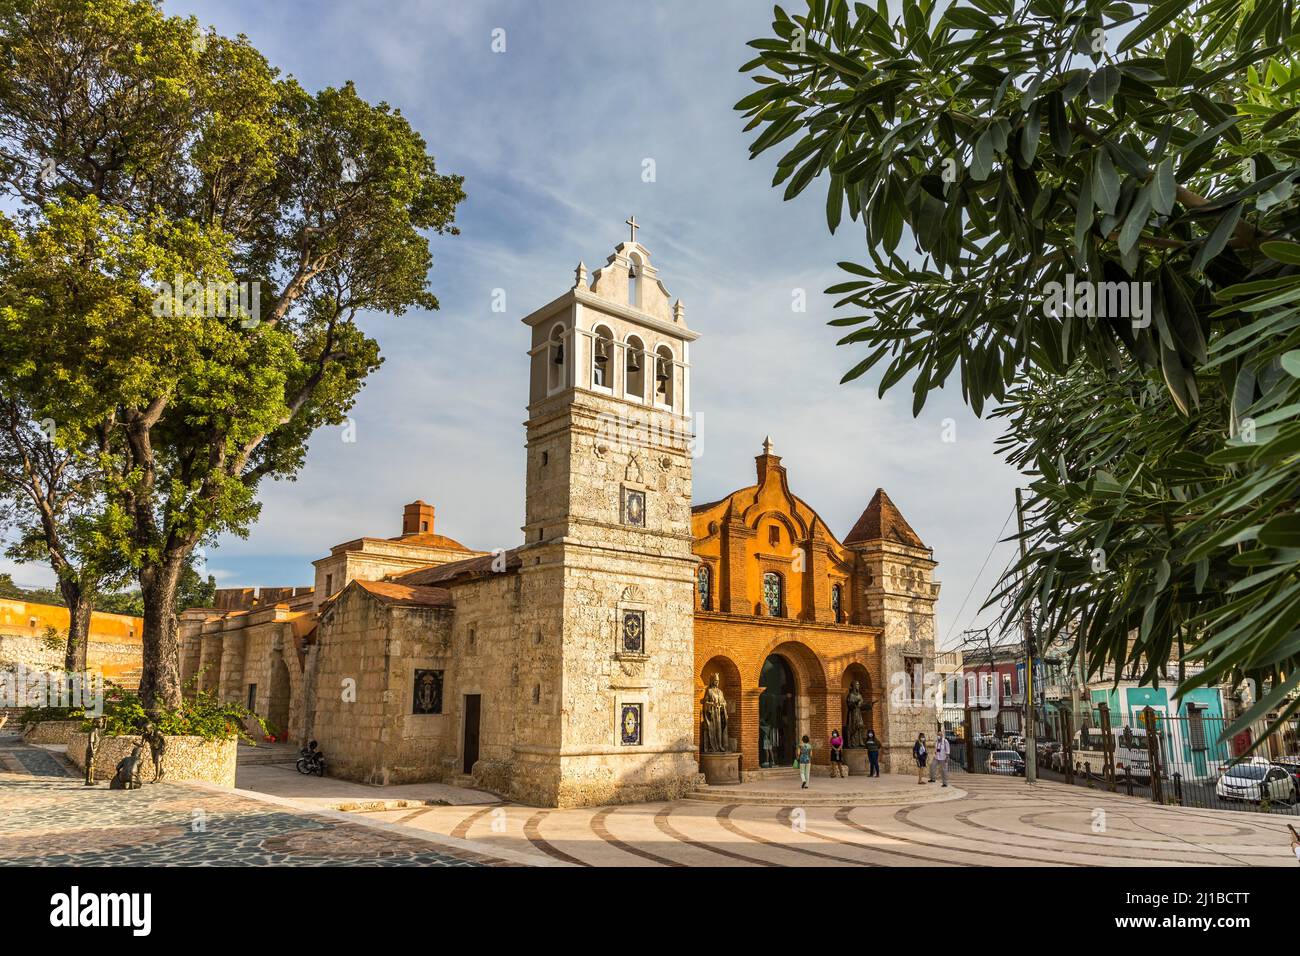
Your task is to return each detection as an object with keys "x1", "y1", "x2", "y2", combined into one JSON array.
[
  {"x1": 138, "y1": 558, "x2": 185, "y2": 713},
  {"x1": 62, "y1": 593, "x2": 92, "y2": 673},
  {"x1": 58, "y1": 580, "x2": 91, "y2": 673}
]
